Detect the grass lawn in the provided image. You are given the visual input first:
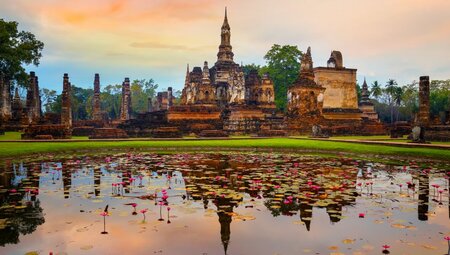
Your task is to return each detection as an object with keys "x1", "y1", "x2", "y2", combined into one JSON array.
[
  {"x1": 0, "y1": 131, "x2": 22, "y2": 140},
  {"x1": 0, "y1": 138, "x2": 449, "y2": 161}
]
